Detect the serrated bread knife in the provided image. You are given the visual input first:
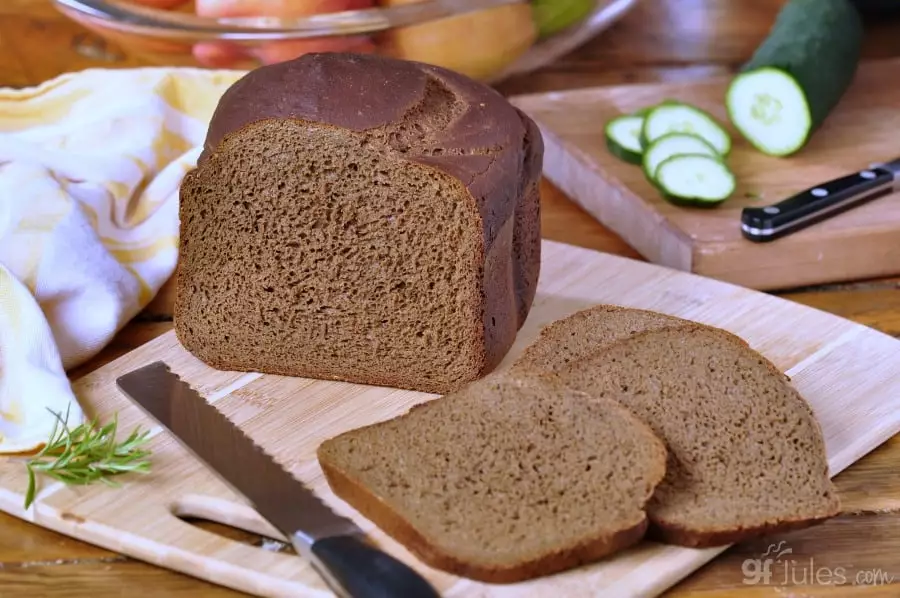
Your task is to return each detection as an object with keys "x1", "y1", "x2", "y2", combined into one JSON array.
[
  {"x1": 116, "y1": 361, "x2": 440, "y2": 598},
  {"x1": 740, "y1": 157, "x2": 900, "y2": 242}
]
